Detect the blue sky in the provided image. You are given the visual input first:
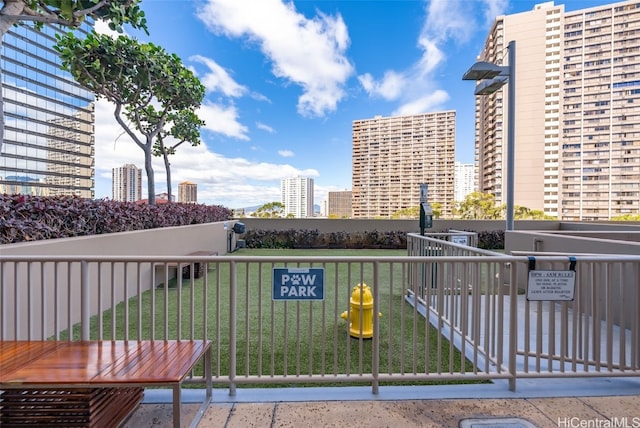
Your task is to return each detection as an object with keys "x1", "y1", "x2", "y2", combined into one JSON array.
[{"x1": 93, "y1": 0, "x2": 615, "y2": 208}]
